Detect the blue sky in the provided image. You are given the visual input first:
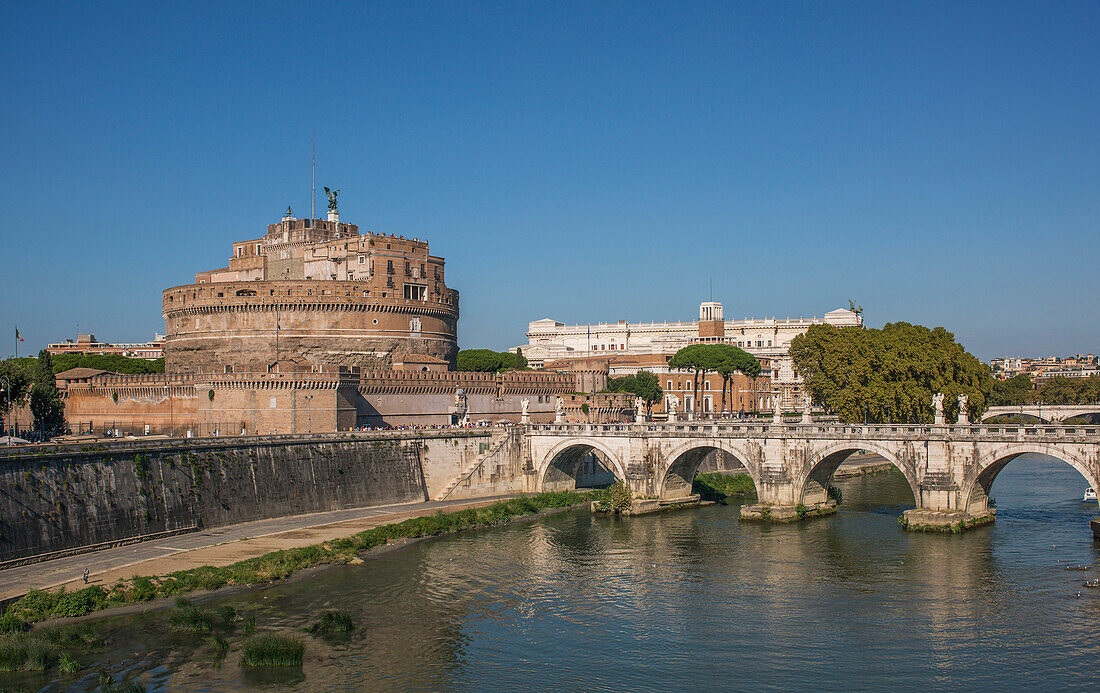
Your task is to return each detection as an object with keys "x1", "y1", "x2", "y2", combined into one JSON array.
[{"x1": 2, "y1": 1, "x2": 1098, "y2": 360}]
